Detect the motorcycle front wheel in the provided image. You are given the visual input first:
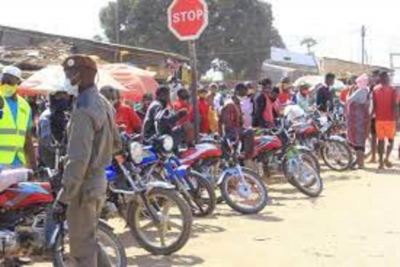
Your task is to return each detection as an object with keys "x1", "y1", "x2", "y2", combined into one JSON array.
[
  {"x1": 220, "y1": 167, "x2": 268, "y2": 214},
  {"x1": 185, "y1": 170, "x2": 217, "y2": 217},
  {"x1": 285, "y1": 159, "x2": 323, "y2": 197},
  {"x1": 321, "y1": 140, "x2": 352, "y2": 171},
  {"x1": 52, "y1": 221, "x2": 127, "y2": 267},
  {"x1": 127, "y1": 187, "x2": 192, "y2": 256}
]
